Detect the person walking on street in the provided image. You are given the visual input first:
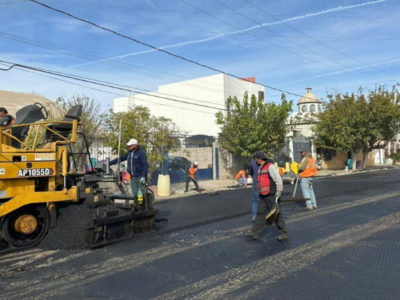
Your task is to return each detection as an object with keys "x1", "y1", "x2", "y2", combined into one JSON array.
[
  {"x1": 185, "y1": 161, "x2": 200, "y2": 192},
  {"x1": 248, "y1": 155, "x2": 260, "y2": 222},
  {"x1": 110, "y1": 138, "x2": 148, "y2": 199},
  {"x1": 298, "y1": 150, "x2": 318, "y2": 211},
  {"x1": 244, "y1": 151, "x2": 288, "y2": 241}
]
